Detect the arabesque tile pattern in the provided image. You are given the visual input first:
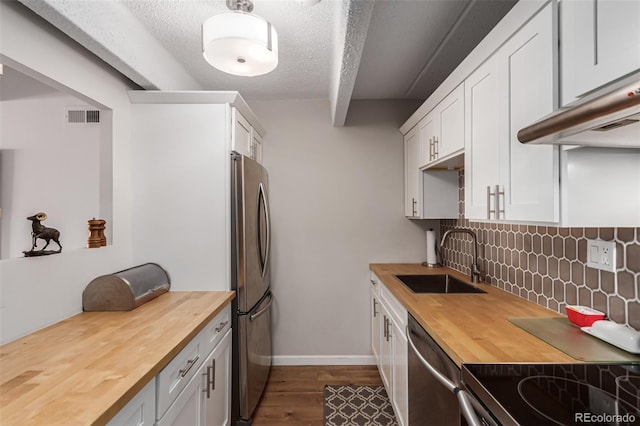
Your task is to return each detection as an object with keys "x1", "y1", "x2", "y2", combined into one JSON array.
[{"x1": 441, "y1": 171, "x2": 640, "y2": 330}]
